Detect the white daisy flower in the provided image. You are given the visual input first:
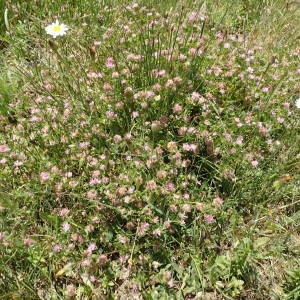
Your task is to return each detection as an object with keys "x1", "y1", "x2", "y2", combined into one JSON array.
[
  {"x1": 296, "y1": 98, "x2": 300, "y2": 109},
  {"x1": 45, "y1": 20, "x2": 69, "y2": 38}
]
